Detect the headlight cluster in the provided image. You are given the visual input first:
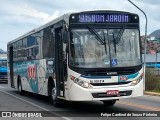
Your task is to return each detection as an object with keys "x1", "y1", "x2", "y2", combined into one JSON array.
[
  {"x1": 69, "y1": 75, "x2": 93, "y2": 88},
  {"x1": 131, "y1": 74, "x2": 143, "y2": 86}
]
